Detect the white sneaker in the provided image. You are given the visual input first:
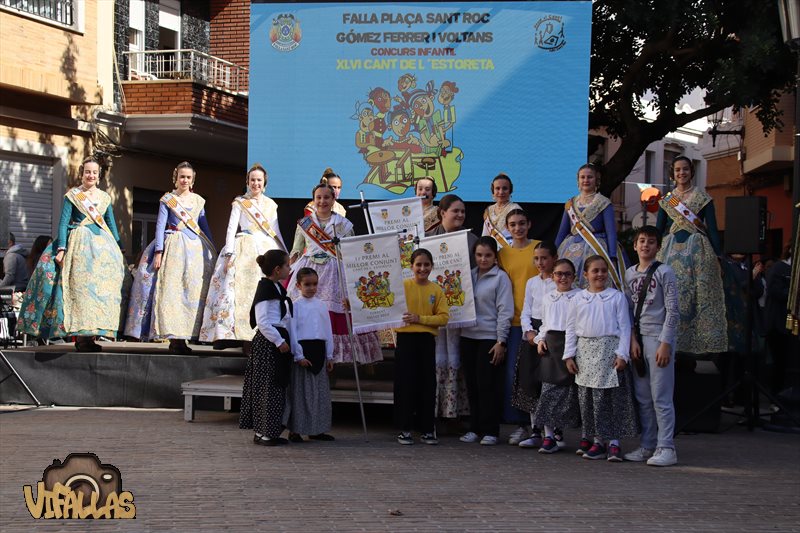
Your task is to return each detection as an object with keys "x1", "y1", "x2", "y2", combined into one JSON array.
[
  {"x1": 518, "y1": 434, "x2": 543, "y2": 448},
  {"x1": 647, "y1": 447, "x2": 678, "y2": 467},
  {"x1": 480, "y1": 435, "x2": 498, "y2": 446},
  {"x1": 459, "y1": 432, "x2": 479, "y2": 443},
  {"x1": 507, "y1": 426, "x2": 527, "y2": 445},
  {"x1": 624, "y1": 447, "x2": 655, "y2": 462}
]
